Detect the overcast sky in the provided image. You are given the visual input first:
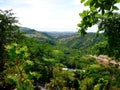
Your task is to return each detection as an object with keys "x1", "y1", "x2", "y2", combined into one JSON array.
[{"x1": 1, "y1": 0, "x2": 117, "y2": 32}]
